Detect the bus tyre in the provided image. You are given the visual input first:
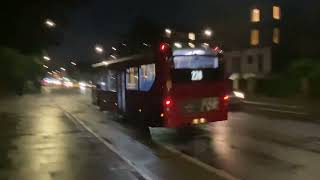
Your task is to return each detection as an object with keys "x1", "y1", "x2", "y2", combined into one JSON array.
[{"x1": 137, "y1": 118, "x2": 151, "y2": 139}]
